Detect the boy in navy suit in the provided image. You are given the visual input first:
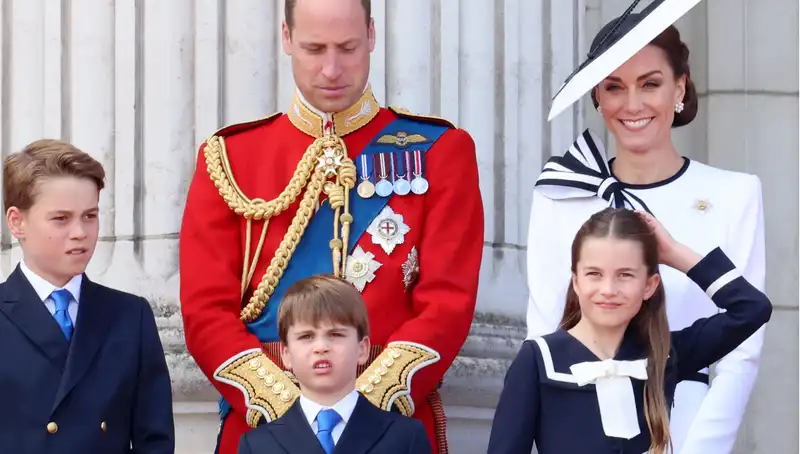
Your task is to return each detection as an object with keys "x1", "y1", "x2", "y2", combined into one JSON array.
[
  {"x1": 0, "y1": 140, "x2": 175, "y2": 454},
  {"x1": 237, "y1": 274, "x2": 432, "y2": 454}
]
